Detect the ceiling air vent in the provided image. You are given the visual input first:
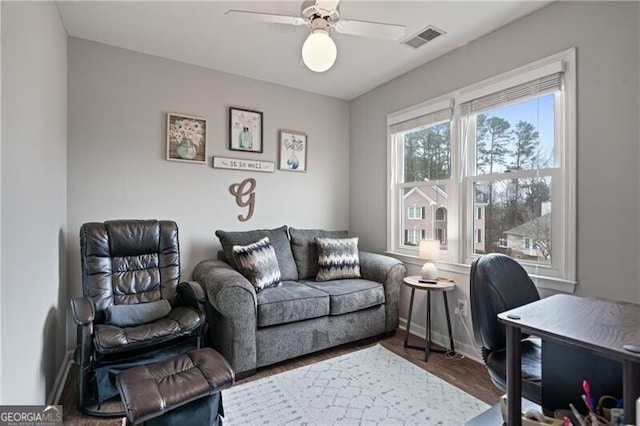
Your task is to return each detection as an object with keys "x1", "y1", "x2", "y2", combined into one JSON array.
[{"x1": 403, "y1": 25, "x2": 445, "y2": 49}]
